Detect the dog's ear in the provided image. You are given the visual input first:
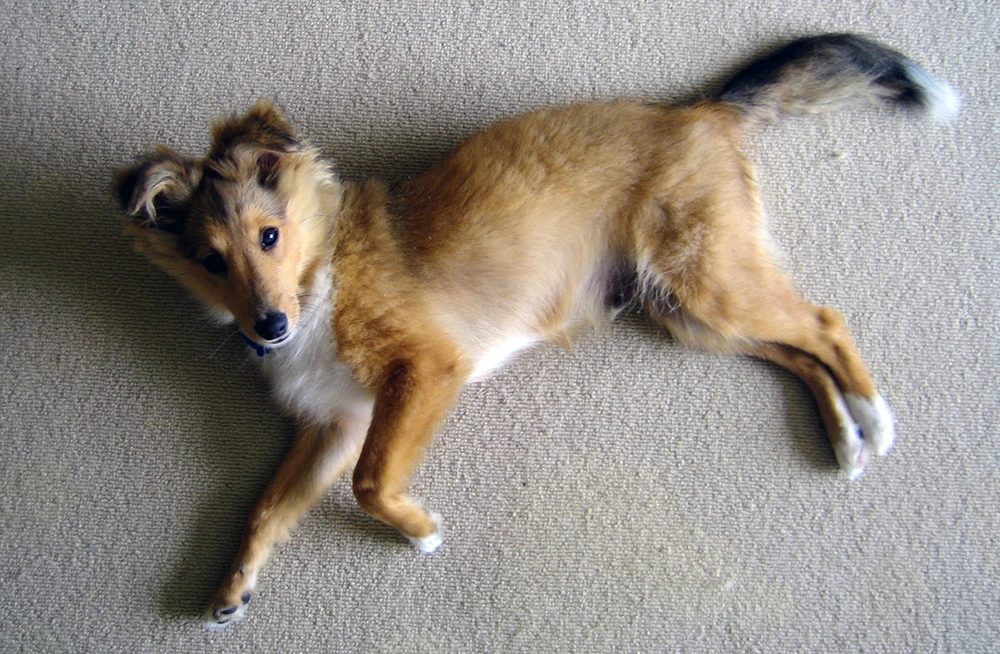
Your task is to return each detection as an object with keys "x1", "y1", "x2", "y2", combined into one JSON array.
[
  {"x1": 116, "y1": 147, "x2": 200, "y2": 233},
  {"x1": 210, "y1": 100, "x2": 298, "y2": 157}
]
